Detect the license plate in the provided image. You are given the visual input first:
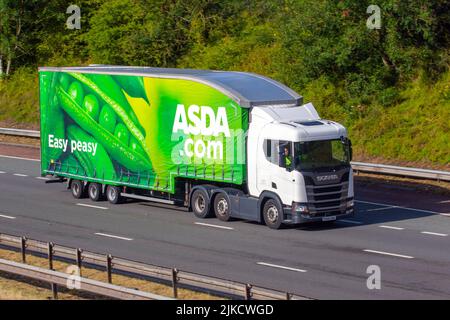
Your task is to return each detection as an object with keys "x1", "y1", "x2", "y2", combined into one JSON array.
[{"x1": 322, "y1": 216, "x2": 336, "y2": 222}]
